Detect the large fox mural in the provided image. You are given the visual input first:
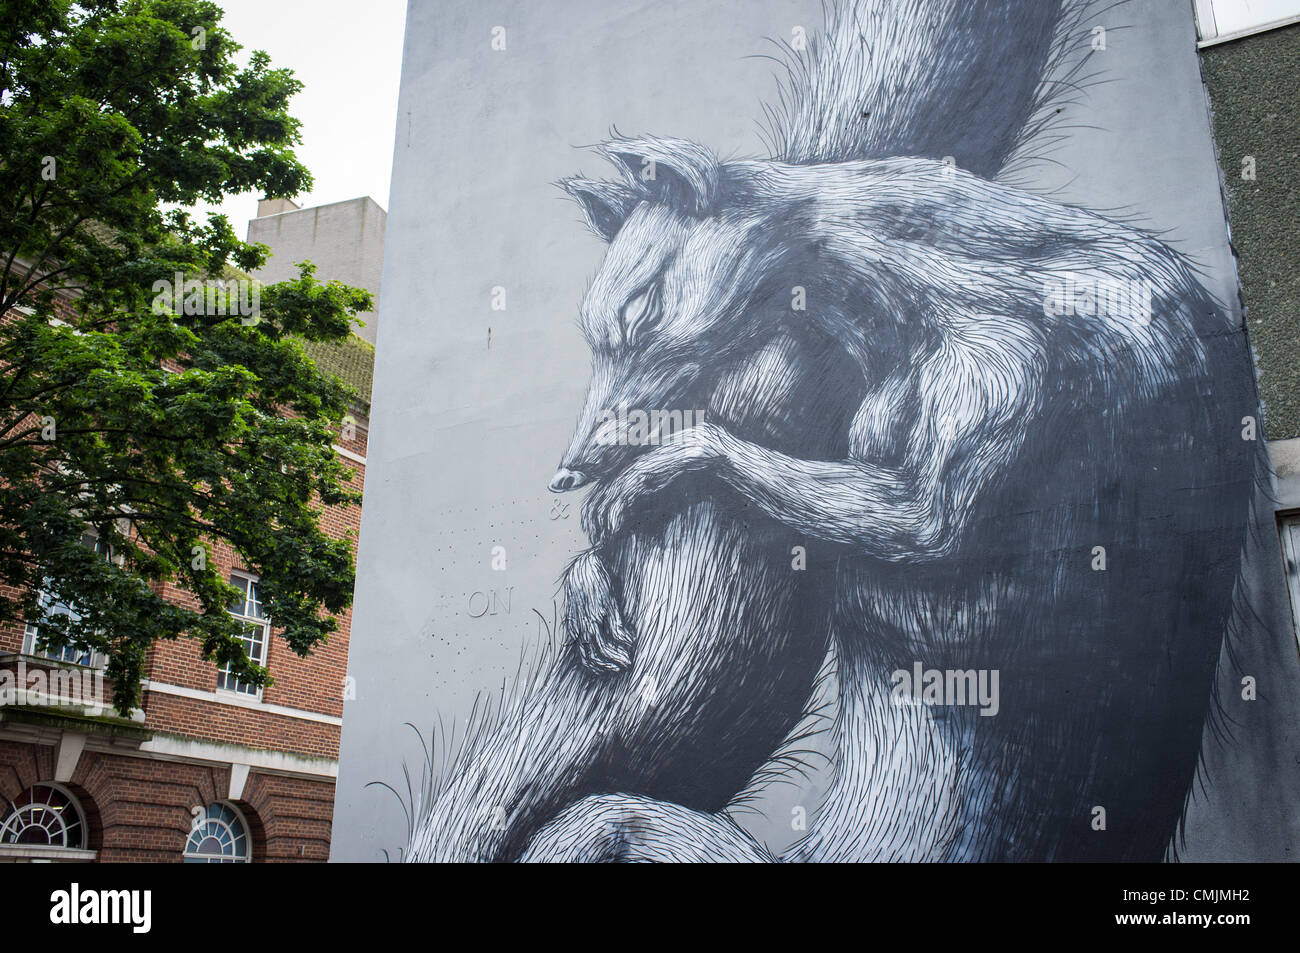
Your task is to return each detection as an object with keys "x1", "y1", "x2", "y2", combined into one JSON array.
[{"x1": 404, "y1": 0, "x2": 1263, "y2": 862}]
